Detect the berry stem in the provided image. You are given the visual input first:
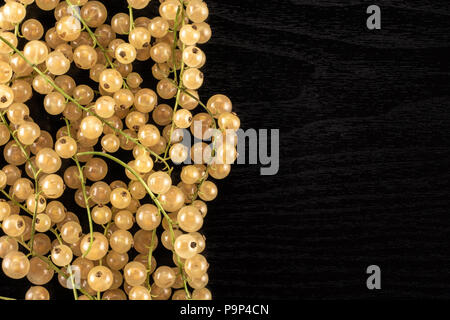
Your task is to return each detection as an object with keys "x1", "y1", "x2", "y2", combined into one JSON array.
[
  {"x1": 77, "y1": 152, "x2": 163, "y2": 215},
  {"x1": 171, "y1": 6, "x2": 182, "y2": 84},
  {"x1": 49, "y1": 227, "x2": 63, "y2": 245},
  {"x1": 64, "y1": 0, "x2": 130, "y2": 90},
  {"x1": 128, "y1": 5, "x2": 135, "y2": 34},
  {"x1": 15, "y1": 238, "x2": 95, "y2": 299},
  {"x1": 176, "y1": 88, "x2": 219, "y2": 201},
  {"x1": 0, "y1": 112, "x2": 42, "y2": 253},
  {"x1": 76, "y1": 150, "x2": 191, "y2": 298},
  {"x1": 0, "y1": 112, "x2": 38, "y2": 175},
  {"x1": 73, "y1": 157, "x2": 94, "y2": 258},
  {"x1": 164, "y1": 6, "x2": 186, "y2": 160},
  {"x1": 64, "y1": 118, "x2": 94, "y2": 259},
  {"x1": 29, "y1": 180, "x2": 41, "y2": 254},
  {"x1": 146, "y1": 228, "x2": 156, "y2": 294},
  {"x1": 103, "y1": 221, "x2": 111, "y2": 236},
  {"x1": 14, "y1": 24, "x2": 19, "y2": 38},
  {"x1": 0, "y1": 35, "x2": 172, "y2": 172},
  {"x1": 0, "y1": 189, "x2": 32, "y2": 216},
  {"x1": 67, "y1": 265, "x2": 79, "y2": 300},
  {"x1": 65, "y1": 0, "x2": 115, "y2": 69}
]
